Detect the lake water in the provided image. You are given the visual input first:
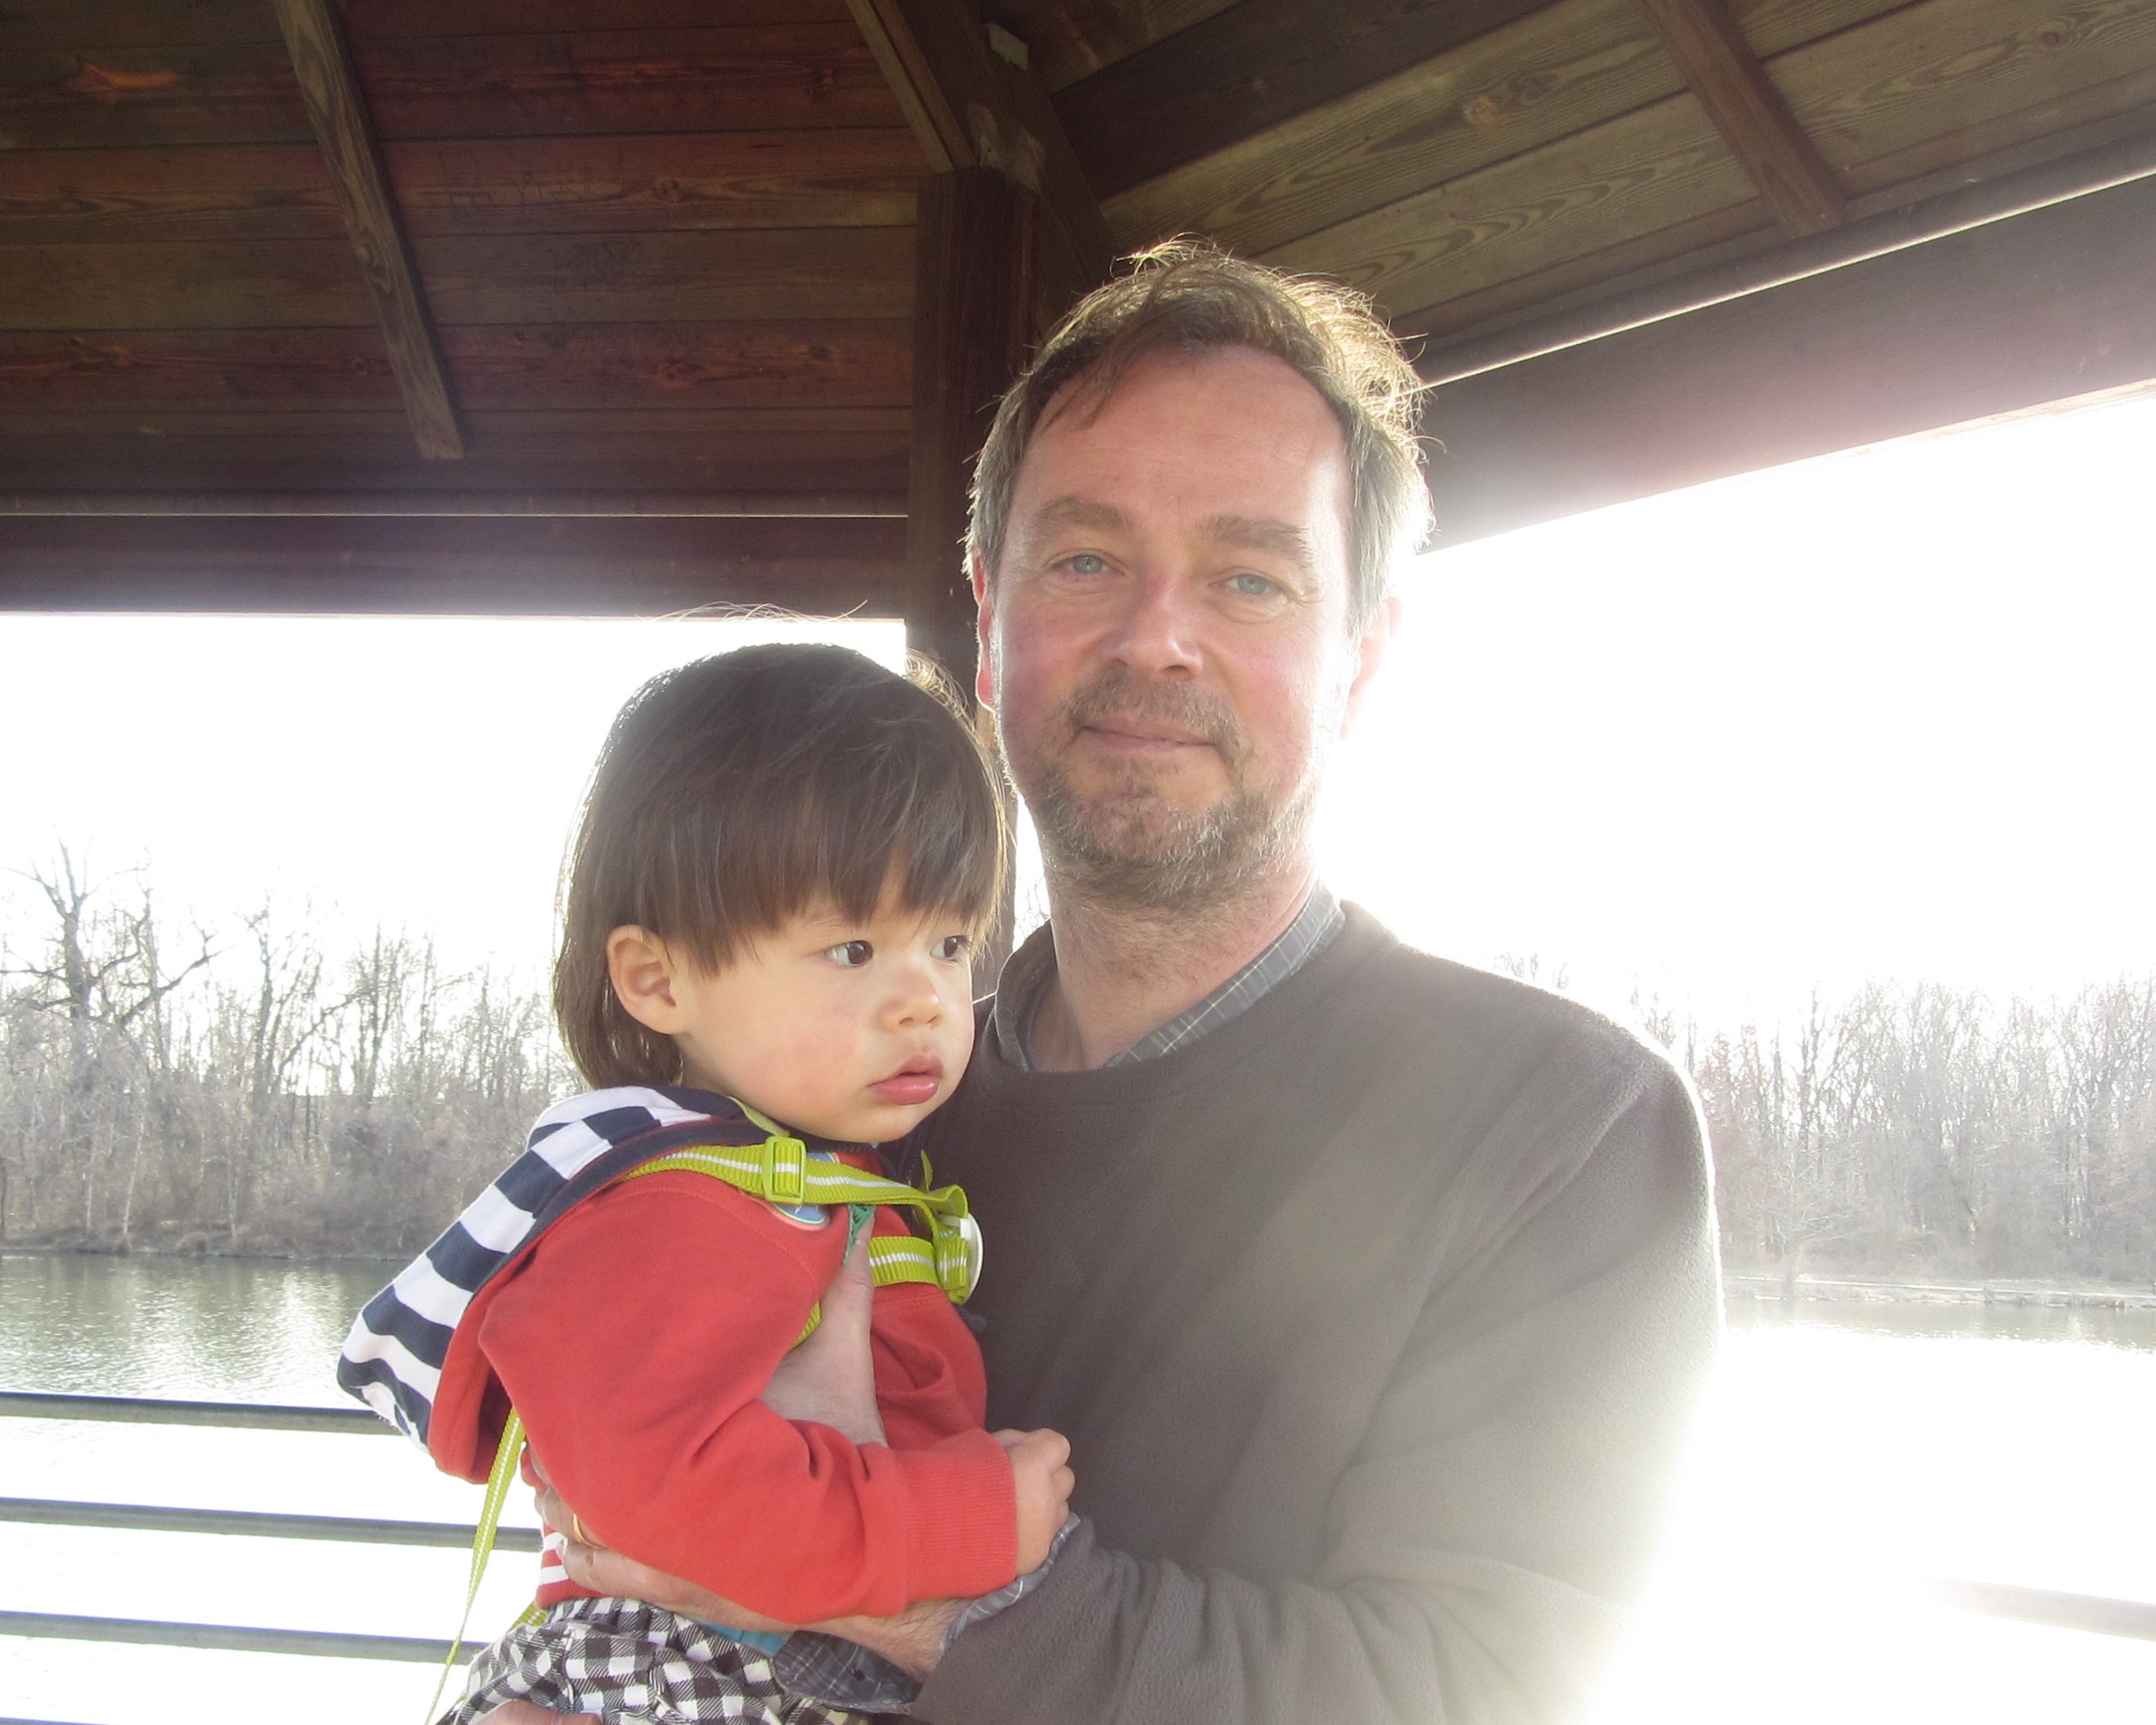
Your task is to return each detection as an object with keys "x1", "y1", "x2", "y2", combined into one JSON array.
[{"x1": 3, "y1": 1253, "x2": 2154, "y2": 1724}]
